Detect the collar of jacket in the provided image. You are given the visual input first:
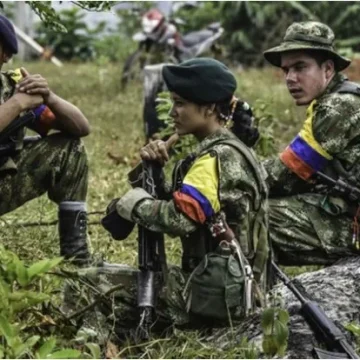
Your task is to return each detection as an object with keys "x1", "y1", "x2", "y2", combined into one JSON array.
[
  {"x1": 194, "y1": 127, "x2": 238, "y2": 157},
  {"x1": 318, "y1": 72, "x2": 348, "y2": 100}
]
